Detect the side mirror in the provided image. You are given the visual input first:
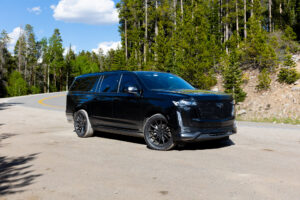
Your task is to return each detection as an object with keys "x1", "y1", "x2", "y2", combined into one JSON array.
[
  {"x1": 128, "y1": 86, "x2": 139, "y2": 94},
  {"x1": 126, "y1": 86, "x2": 139, "y2": 95}
]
